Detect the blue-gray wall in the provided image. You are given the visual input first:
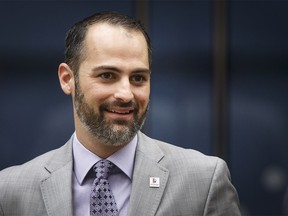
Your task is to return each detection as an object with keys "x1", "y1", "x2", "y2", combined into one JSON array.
[{"x1": 1, "y1": 1, "x2": 287, "y2": 215}]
